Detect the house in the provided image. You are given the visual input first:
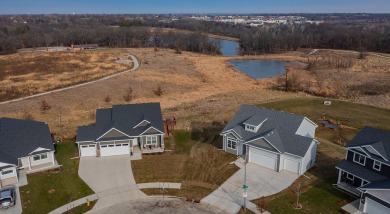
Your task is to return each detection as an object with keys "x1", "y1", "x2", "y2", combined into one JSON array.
[
  {"x1": 0, "y1": 118, "x2": 57, "y2": 187},
  {"x1": 71, "y1": 44, "x2": 99, "y2": 51},
  {"x1": 335, "y1": 126, "x2": 390, "y2": 196},
  {"x1": 221, "y1": 105, "x2": 318, "y2": 175},
  {"x1": 358, "y1": 179, "x2": 390, "y2": 214},
  {"x1": 76, "y1": 103, "x2": 165, "y2": 157}
]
